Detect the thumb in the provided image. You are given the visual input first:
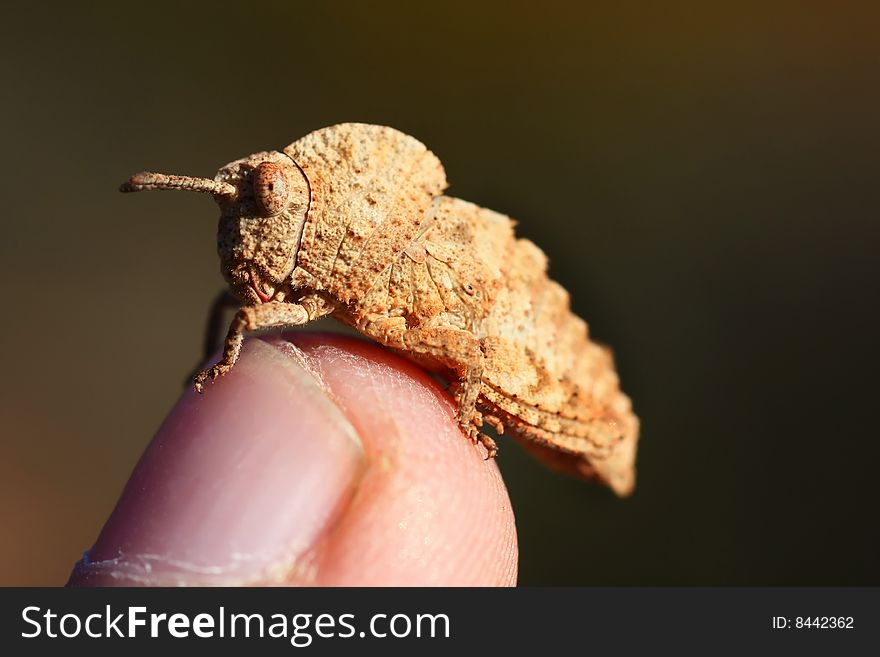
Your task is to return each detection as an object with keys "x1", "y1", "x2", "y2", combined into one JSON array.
[{"x1": 68, "y1": 334, "x2": 517, "y2": 586}]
